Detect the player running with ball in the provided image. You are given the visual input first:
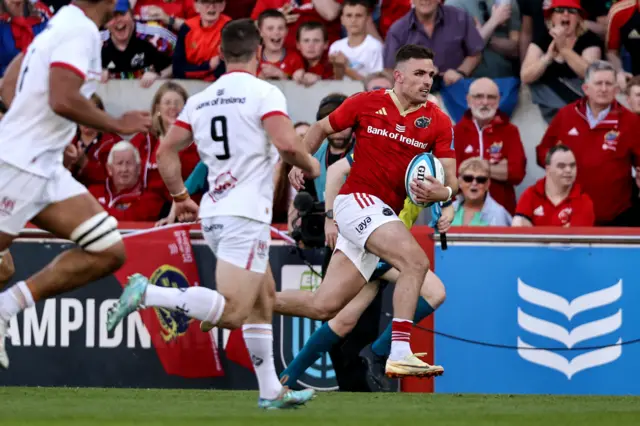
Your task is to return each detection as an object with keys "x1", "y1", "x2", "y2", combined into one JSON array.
[{"x1": 284, "y1": 44, "x2": 458, "y2": 378}]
